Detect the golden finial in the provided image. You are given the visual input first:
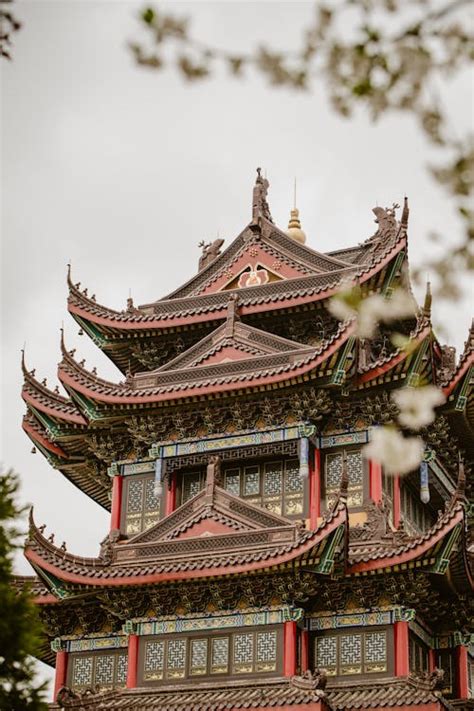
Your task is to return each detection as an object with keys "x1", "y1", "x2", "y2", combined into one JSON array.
[{"x1": 285, "y1": 178, "x2": 306, "y2": 244}]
